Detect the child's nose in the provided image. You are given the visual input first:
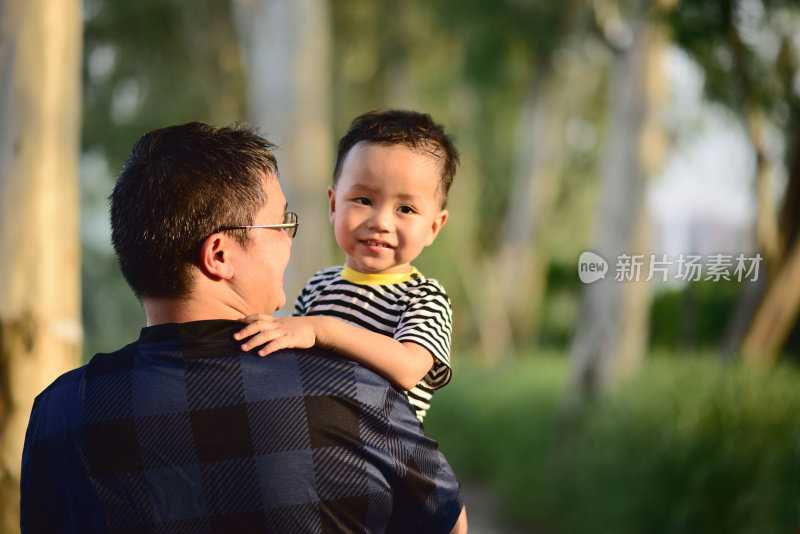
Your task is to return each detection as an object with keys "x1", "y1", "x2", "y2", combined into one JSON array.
[{"x1": 367, "y1": 208, "x2": 394, "y2": 231}]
